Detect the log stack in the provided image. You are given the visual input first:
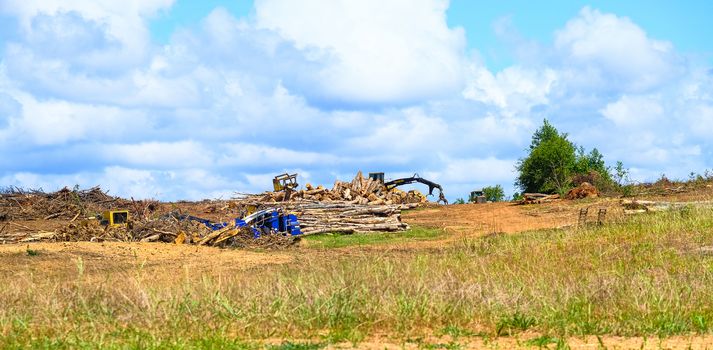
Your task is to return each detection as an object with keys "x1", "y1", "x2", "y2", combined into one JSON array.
[
  {"x1": 520, "y1": 193, "x2": 561, "y2": 204},
  {"x1": 254, "y1": 171, "x2": 428, "y2": 205},
  {"x1": 282, "y1": 201, "x2": 415, "y2": 235}
]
